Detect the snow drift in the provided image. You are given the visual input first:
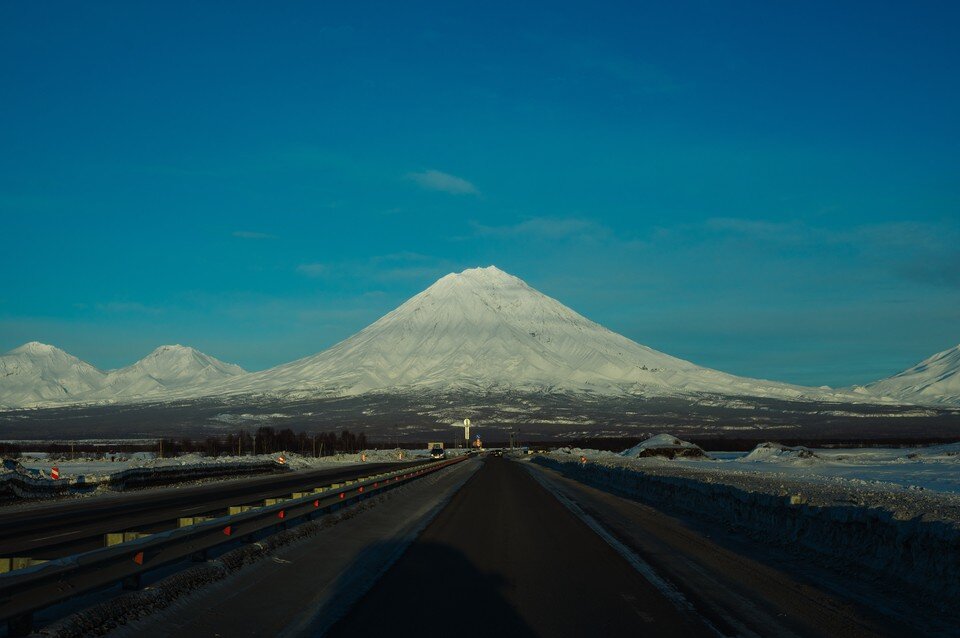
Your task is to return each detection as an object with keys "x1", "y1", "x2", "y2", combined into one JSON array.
[
  {"x1": 621, "y1": 434, "x2": 707, "y2": 459},
  {"x1": 739, "y1": 442, "x2": 820, "y2": 464}
]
